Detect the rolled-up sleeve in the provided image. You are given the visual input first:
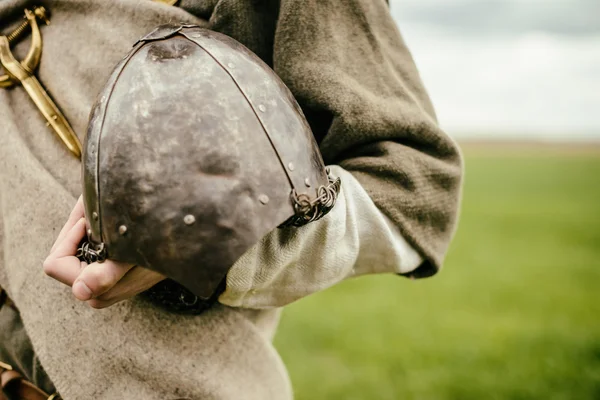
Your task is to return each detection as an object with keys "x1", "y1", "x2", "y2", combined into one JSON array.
[{"x1": 220, "y1": 166, "x2": 423, "y2": 308}]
